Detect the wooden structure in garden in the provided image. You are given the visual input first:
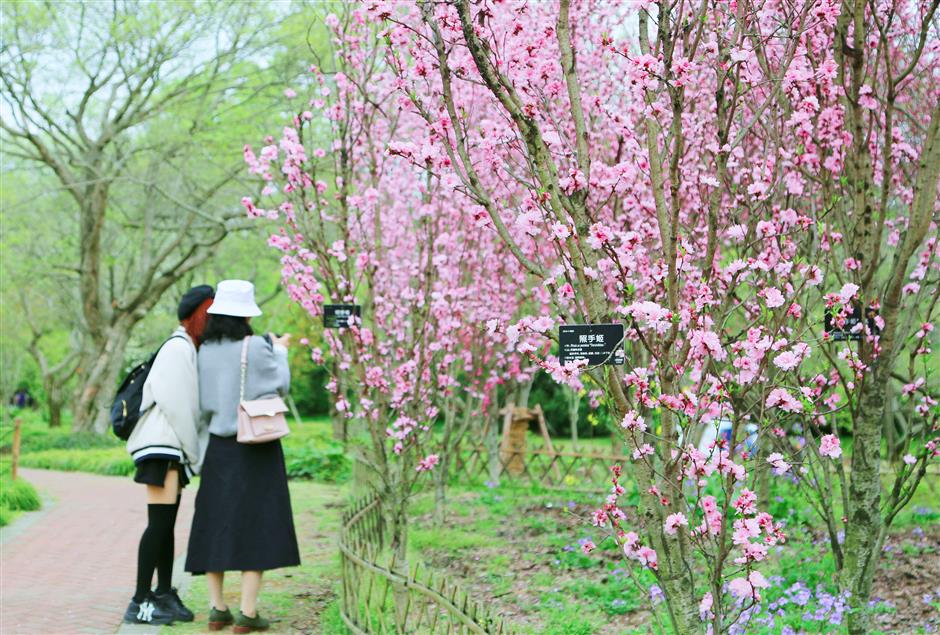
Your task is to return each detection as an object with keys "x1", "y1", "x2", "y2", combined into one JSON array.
[
  {"x1": 497, "y1": 405, "x2": 558, "y2": 477},
  {"x1": 339, "y1": 496, "x2": 514, "y2": 634}
]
